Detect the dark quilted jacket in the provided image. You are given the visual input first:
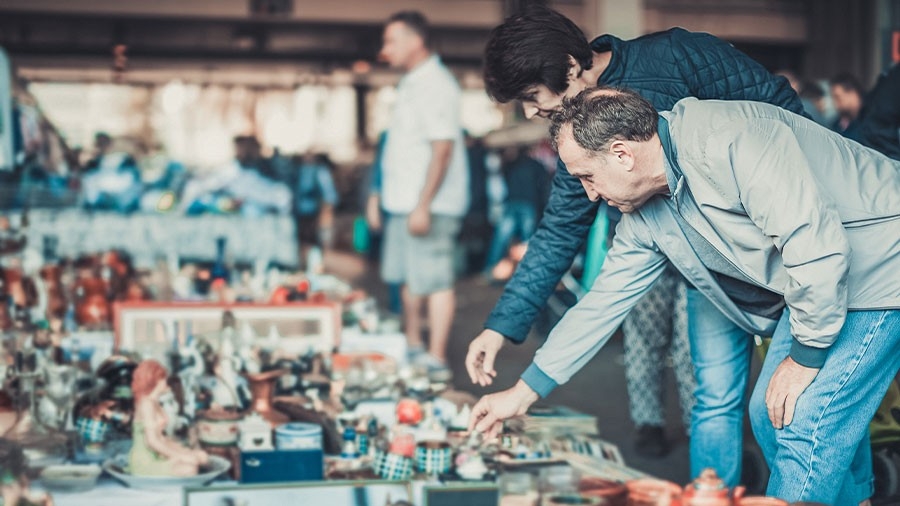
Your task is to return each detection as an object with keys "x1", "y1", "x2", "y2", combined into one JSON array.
[{"x1": 485, "y1": 28, "x2": 806, "y2": 343}]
